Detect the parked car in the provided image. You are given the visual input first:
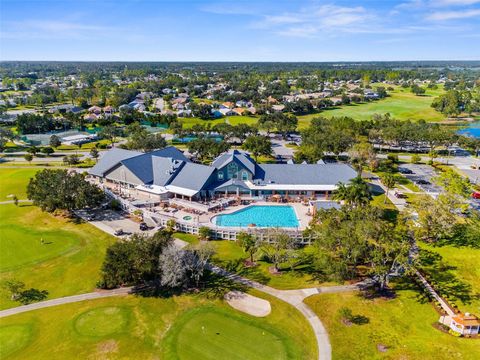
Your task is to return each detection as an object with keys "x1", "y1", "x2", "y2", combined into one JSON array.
[
  {"x1": 85, "y1": 214, "x2": 95, "y2": 221},
  {"x1": 114, "y1": 228, "x2": 124, "y2": 236},
  {"x1": 398, "y1": 167, "x2": 413, "y2": 174},
  {"x1": 416, "y1": 179, "x2": 431, "y2": 185},
  {"x1": 472, "y1": 192, "x2": 480, "y2": 199},
  {"x1": 394, "y1": 191, "x2": 407, "y2": 199},
  {"x1": 139, "y1": 222, "x2": 148, "y2": 231}
]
